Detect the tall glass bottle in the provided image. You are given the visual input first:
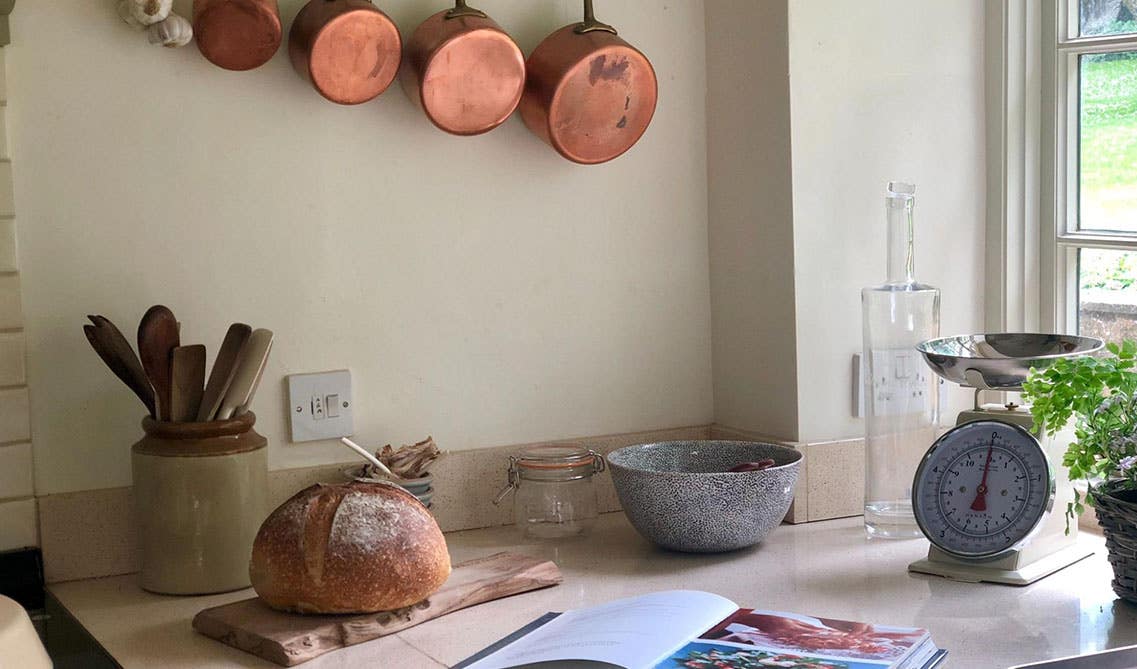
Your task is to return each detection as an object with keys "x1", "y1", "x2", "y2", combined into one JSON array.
[{"x1": 862, "y1": 182, "x2": 940, "y2": 539}]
